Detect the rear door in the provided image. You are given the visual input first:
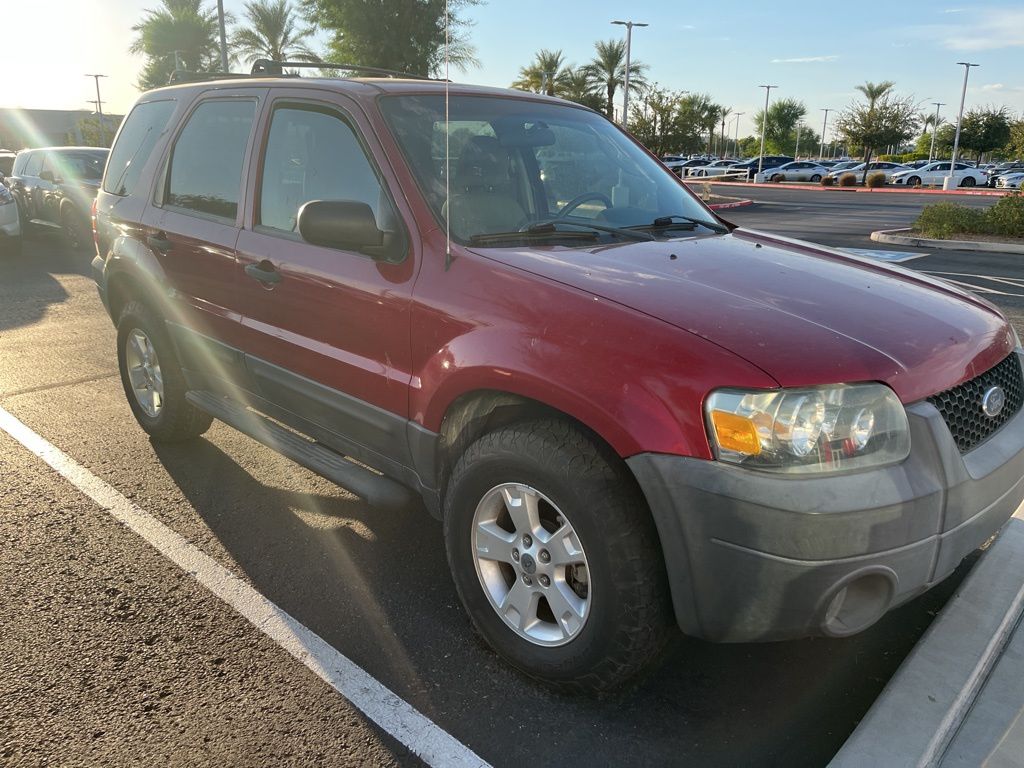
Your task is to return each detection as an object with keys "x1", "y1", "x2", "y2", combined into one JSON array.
[
  {"x1": 152, "y1": 90, "x2": 265, "y2": 390},
  {"x1": 232, "y1": 90, "x2": 418, "y2": 465}
]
